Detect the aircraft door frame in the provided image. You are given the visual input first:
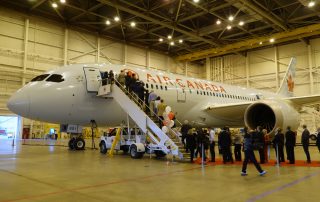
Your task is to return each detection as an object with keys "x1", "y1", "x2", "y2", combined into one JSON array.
[
  {"x1": 83, "y1": 67, "x2": 101, "y2": 92},
  {"x1": 176, "y1": 85, "x2": 186, "y2": 102}
]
